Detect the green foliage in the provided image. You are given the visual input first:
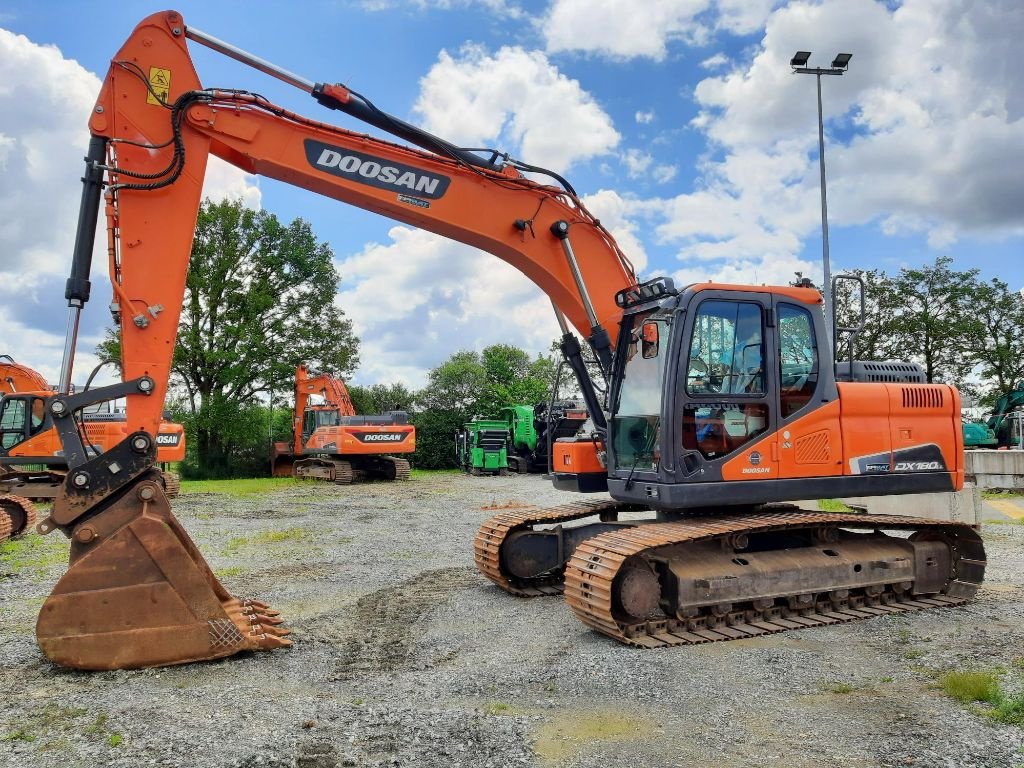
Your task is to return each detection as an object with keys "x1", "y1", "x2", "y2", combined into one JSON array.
[
  {"x1": 410, "y1": 408, "x2": 465, "y2": 469},
  {"x1": 348, "y1": 382, "x2": 416, "y2": 416},
  {"x1": 180, "y1": 476, "x2": 304, "y2": 496},
  {"x1": 939, "y1": 670, "x2": 999, "y2": 704},
  {"x1": 99, "y1": 198, "x2": 359, "y2": 479},
  {"x1": 817, "y1": 498, "x2": 855, "y2": 513}
]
